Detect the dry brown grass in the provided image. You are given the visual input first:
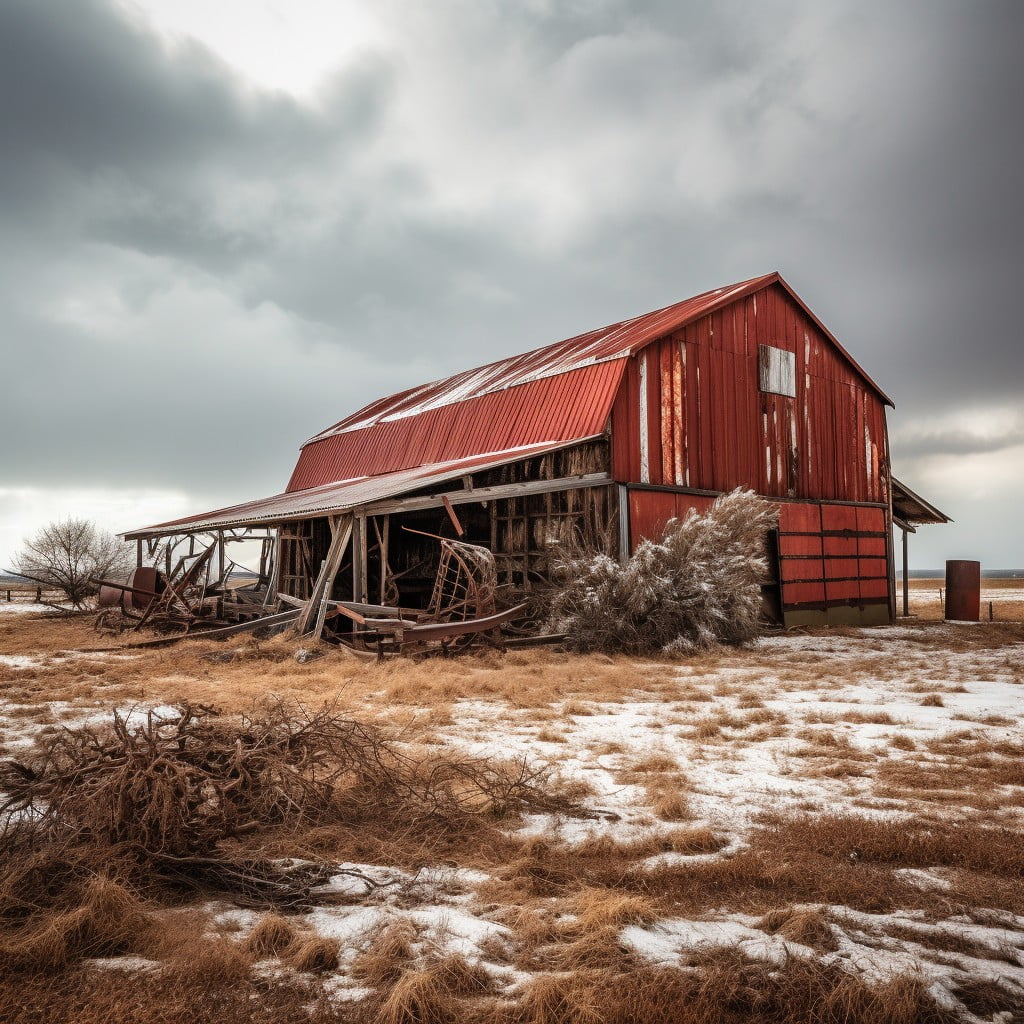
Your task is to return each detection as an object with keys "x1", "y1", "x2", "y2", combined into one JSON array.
[
  {"x1": 0, "y1": 972, "x2": 287, "y2": 1024},
  {"x1": 0, "y1": 874, "x2": 148, "y2": 971},
  {"x1": 514, "y1": 952, "x2": 956, "y2": 1024},
  {"x1": 374, "y1": 955, "x2": 494, "y2": 1024},
  {"x1": 757, "y1": 905, "x2": 838, "y2": 951},
  {"x1": 3, "y1": 611, "x2": 1023, "y2": 1022},
  {"x1": 245, "y1": 912, "x2": 299, "y2": 957},
  {"x1": 571, "y1": 889, "x2": 658, "y2": 930},
  {"x1": 165, "y1": 935, "x2": 254, "y2": 985},
  {"x1": 889, "y1": 733, "x2": 917, "y2": 751},
  {"x1": 284, "y1": 935, "x2": 341, "y2": 973},
  {"x1": 353, "y1": 919, "x2": 418, "y2": 987},
  {"x1": 574, "y1": 812, "x2": 1024, "y2": 919},
  {"x1": 650, "y1": 790, "x2": 690, "y2": 821}
]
